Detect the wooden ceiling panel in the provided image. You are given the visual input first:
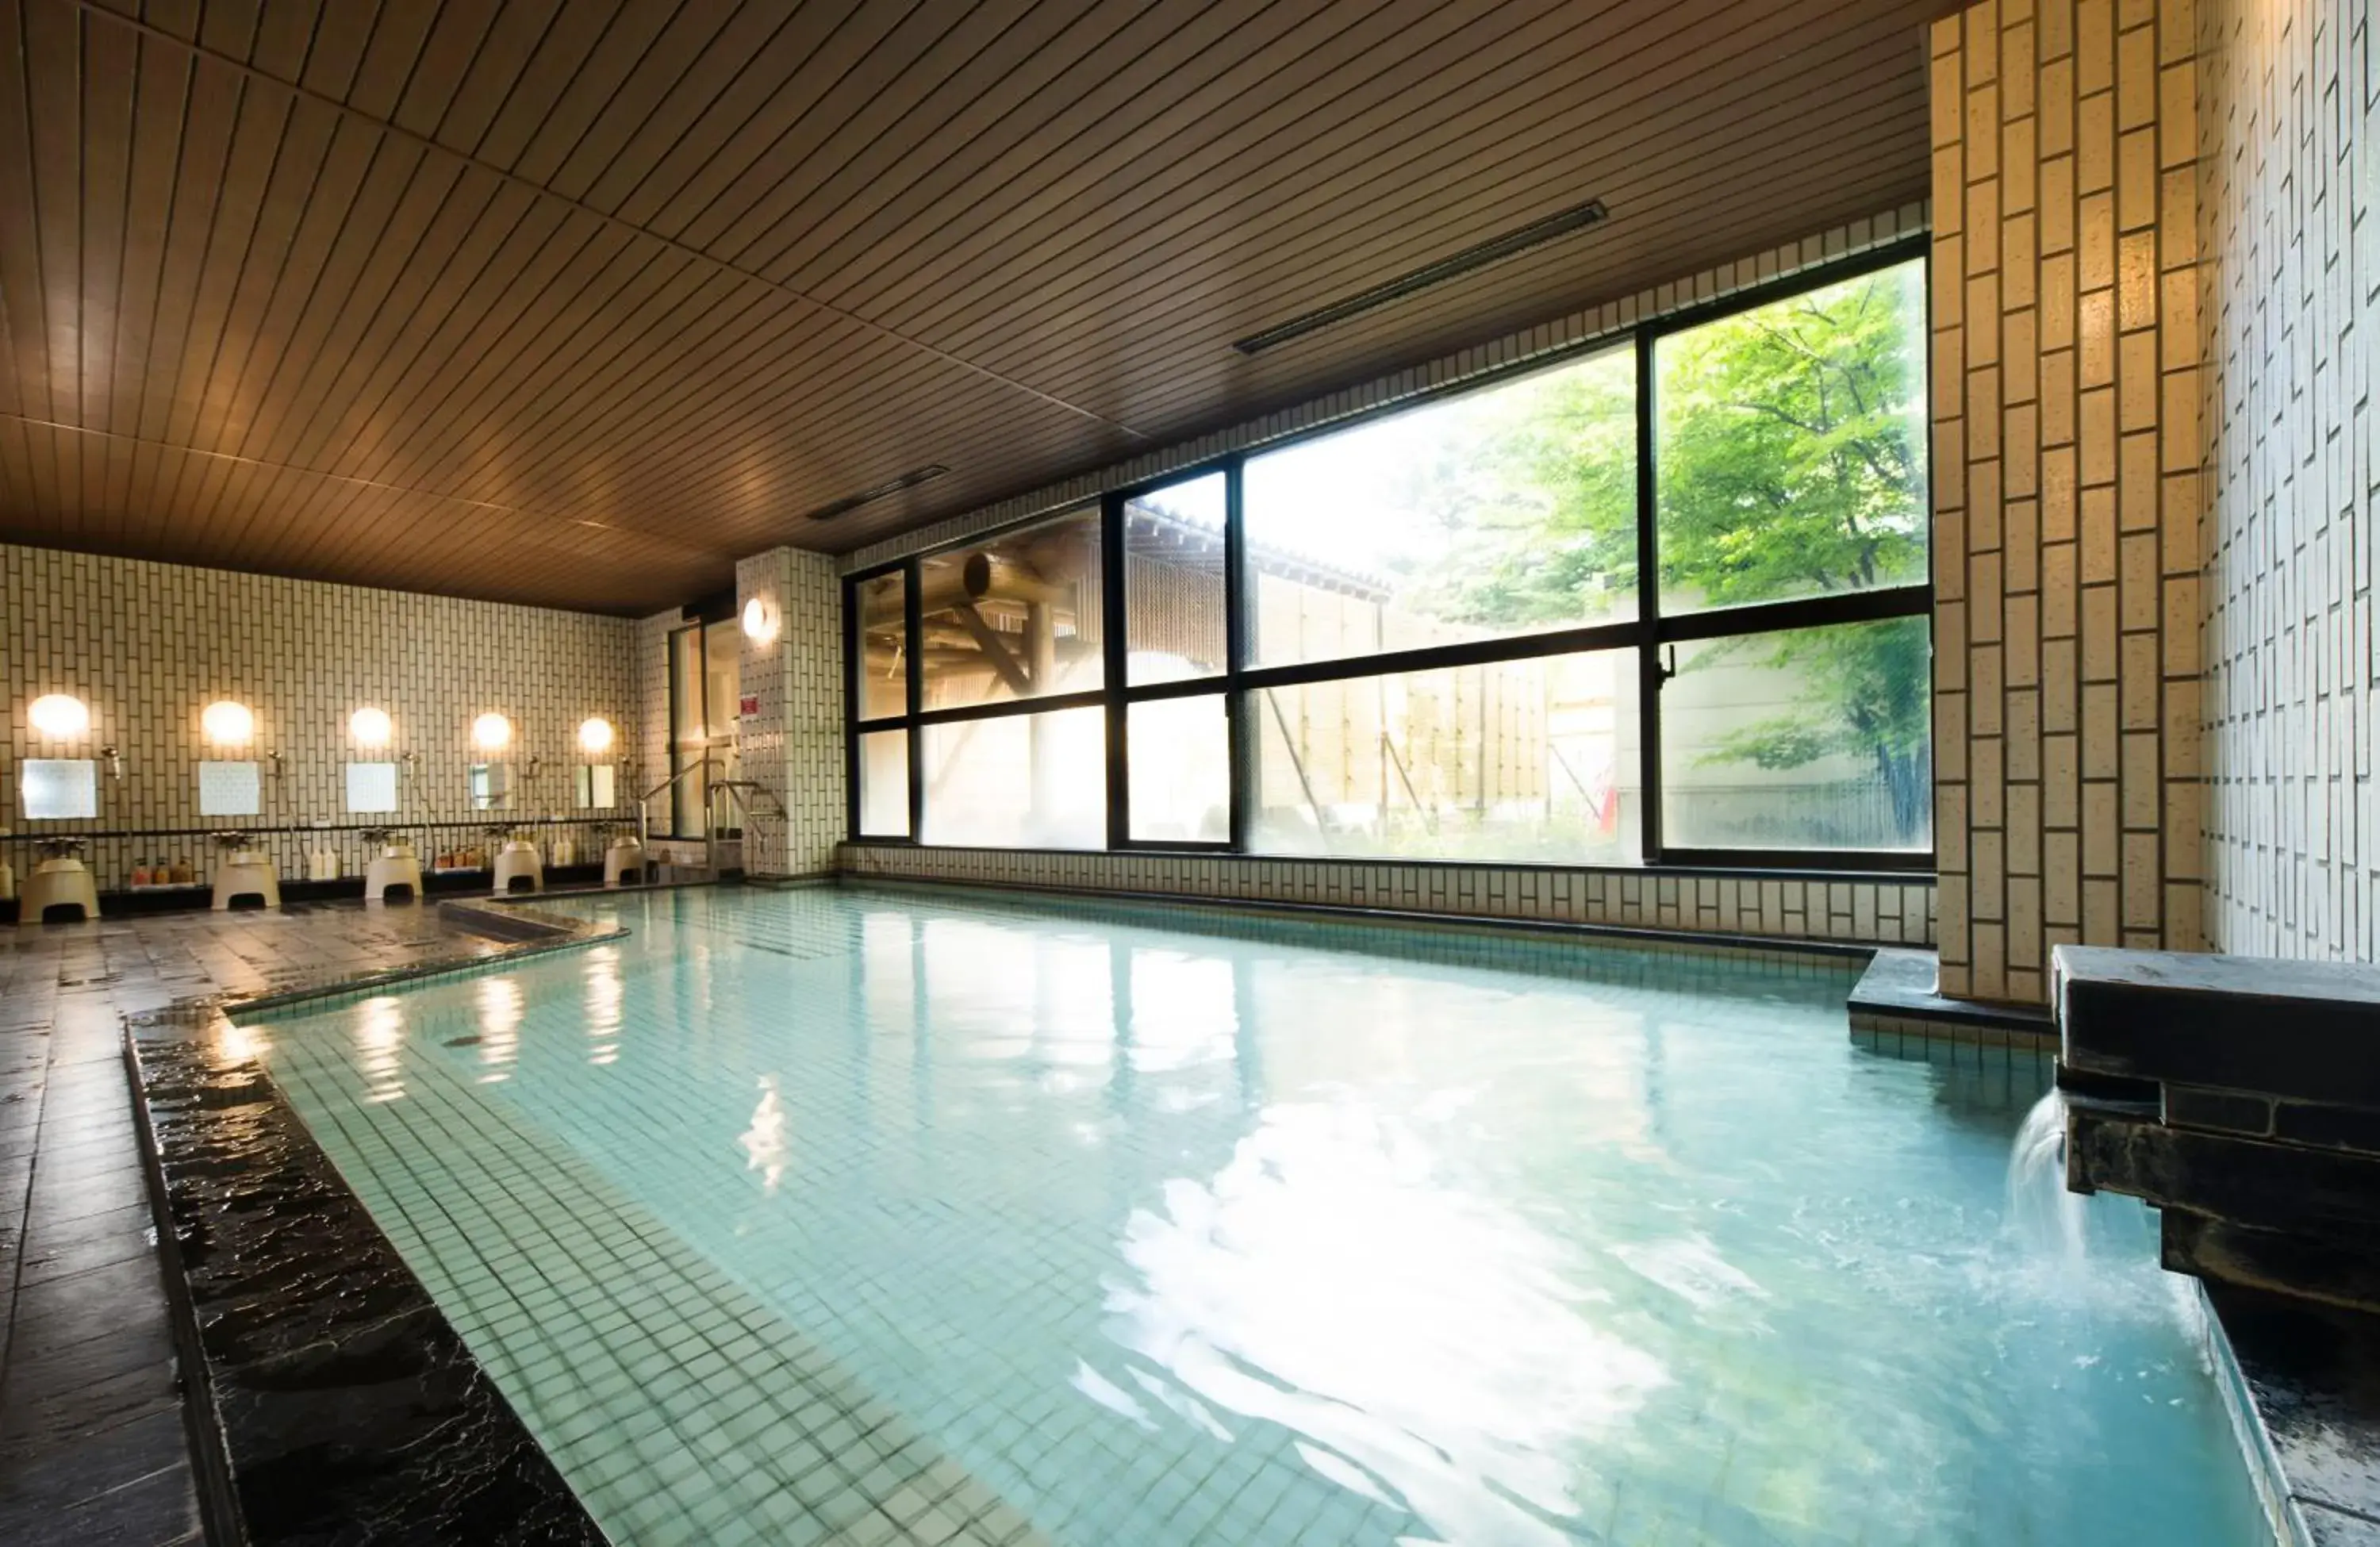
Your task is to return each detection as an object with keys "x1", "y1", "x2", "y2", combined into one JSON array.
[
  {"x1": 0, "y1": 0, "x2": 1940, "y2": 614},
  {"x1": 911, "y1": 2, "x2": 1906, "y2": 369},
  {"x1": 826, "y1": 0, "x2": 1584, "y2": 326},
  {"x1": 1053, "y1": 96, "x2": 1933, "y2": 433},
  {"x1": 639, "y1": 0, "x2": 1113, "y2": 250}
]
